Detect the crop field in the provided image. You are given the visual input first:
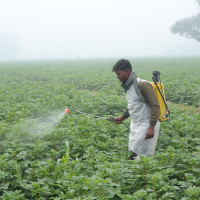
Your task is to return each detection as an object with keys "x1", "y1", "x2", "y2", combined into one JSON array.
[{"x1": 0, "y1": 57, "x2": 200, "y2": 199}]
